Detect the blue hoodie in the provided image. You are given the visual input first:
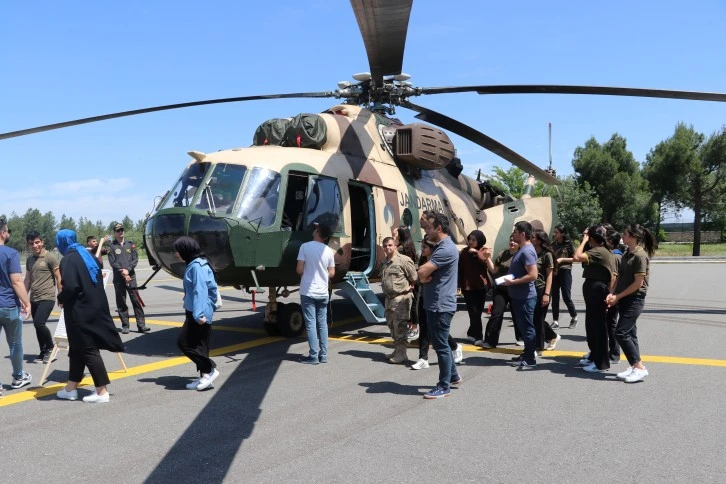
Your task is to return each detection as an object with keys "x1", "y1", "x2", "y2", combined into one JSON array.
[{"x1": 183, "y1": 258, "x2": 219, "y2": 324}]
